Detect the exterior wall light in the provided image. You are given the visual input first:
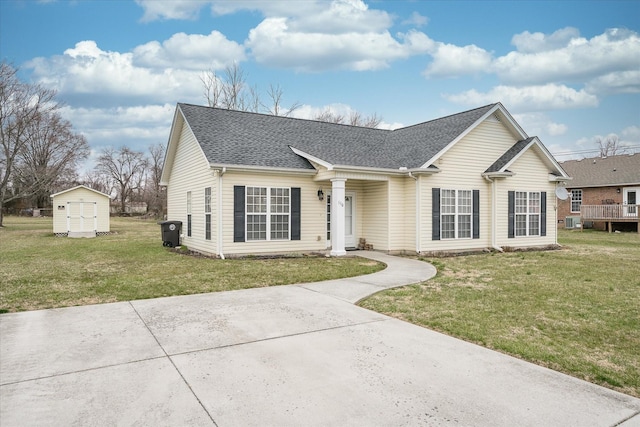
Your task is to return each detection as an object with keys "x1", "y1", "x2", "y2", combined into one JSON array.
[{"x1": 317, "y1": 189, "x2": 324, "y2": 201}]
